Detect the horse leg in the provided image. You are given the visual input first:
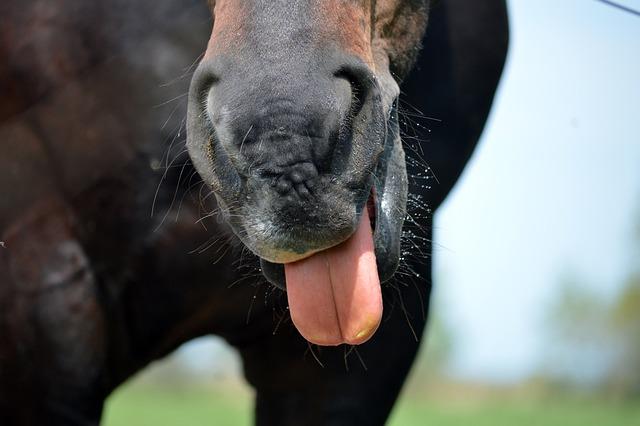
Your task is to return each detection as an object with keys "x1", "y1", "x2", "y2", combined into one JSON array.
[
  {"x1": 232, "y1": 246, "x2": 433, "y2": 426},
  {"x1": 0, "y1": 198, "x2": 106, "y2": 426}
]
